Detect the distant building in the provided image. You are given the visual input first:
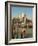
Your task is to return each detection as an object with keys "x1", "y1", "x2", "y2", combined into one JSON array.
[{"x1": 12, "y1": 13, "x2": 32, "y2": 38}]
